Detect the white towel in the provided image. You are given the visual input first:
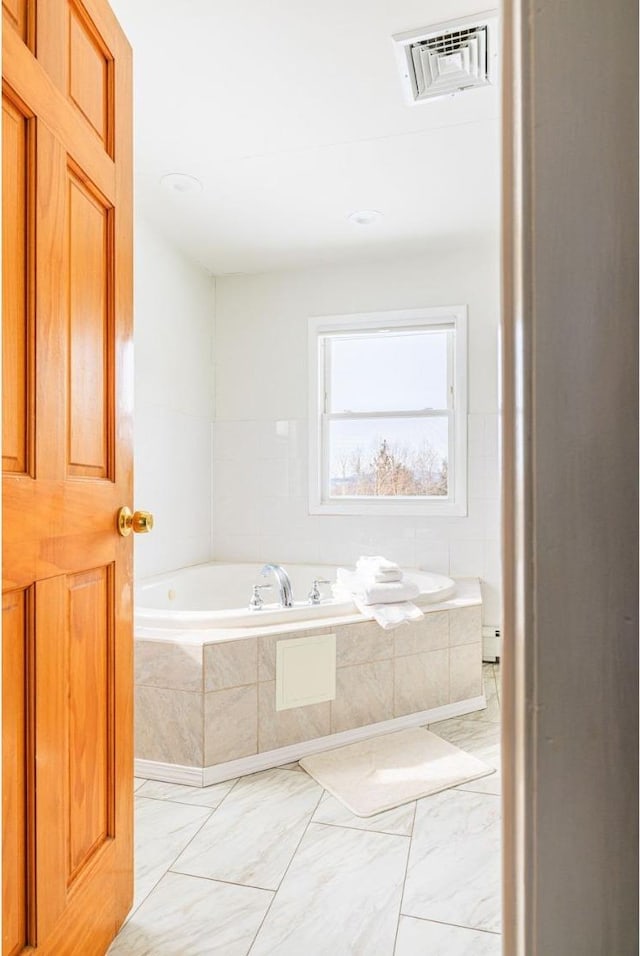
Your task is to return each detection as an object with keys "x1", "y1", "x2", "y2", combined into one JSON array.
[
  {"x1": 336, "y1": 569, "x2": 420, "y2": 606},
  {"x1": 355, "y1": 555, "x2": 403, "y2": 583},
  {"x1": 354, "y1": 597, "x2": 424, "y2": 631}
]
